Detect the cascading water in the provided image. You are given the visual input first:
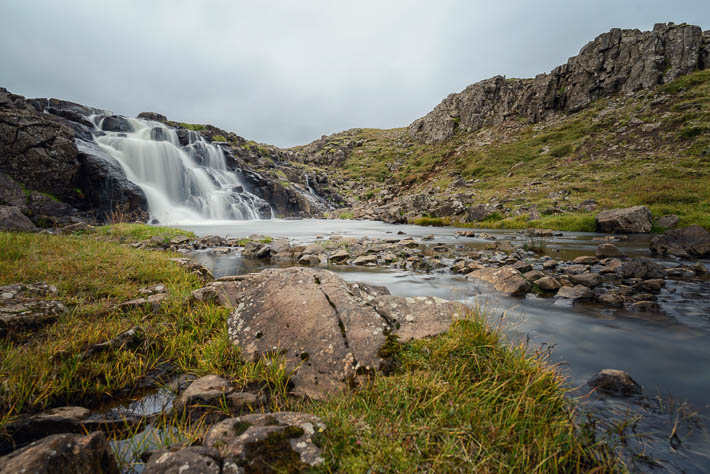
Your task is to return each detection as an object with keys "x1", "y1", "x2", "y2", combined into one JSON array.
[{"x1": 89, "y1": 115, "x2": 270, "y2": 224}]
